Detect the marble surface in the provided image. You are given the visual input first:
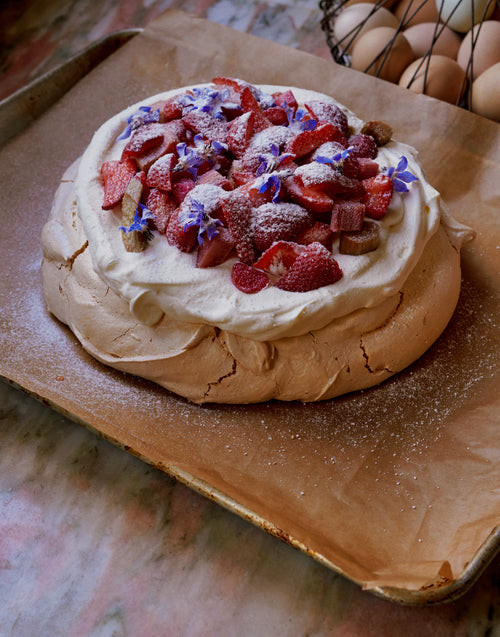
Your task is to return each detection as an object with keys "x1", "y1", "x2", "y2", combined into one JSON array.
[{"x1": 1, "y1": 1, "x2": 500, "y2": 635}]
